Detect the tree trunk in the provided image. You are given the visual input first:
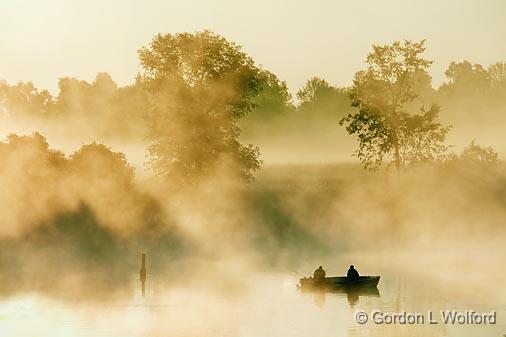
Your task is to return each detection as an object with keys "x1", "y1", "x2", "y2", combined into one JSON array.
[{"x1": 393, "y1": 137, "x2": 401, "y2": 172}]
